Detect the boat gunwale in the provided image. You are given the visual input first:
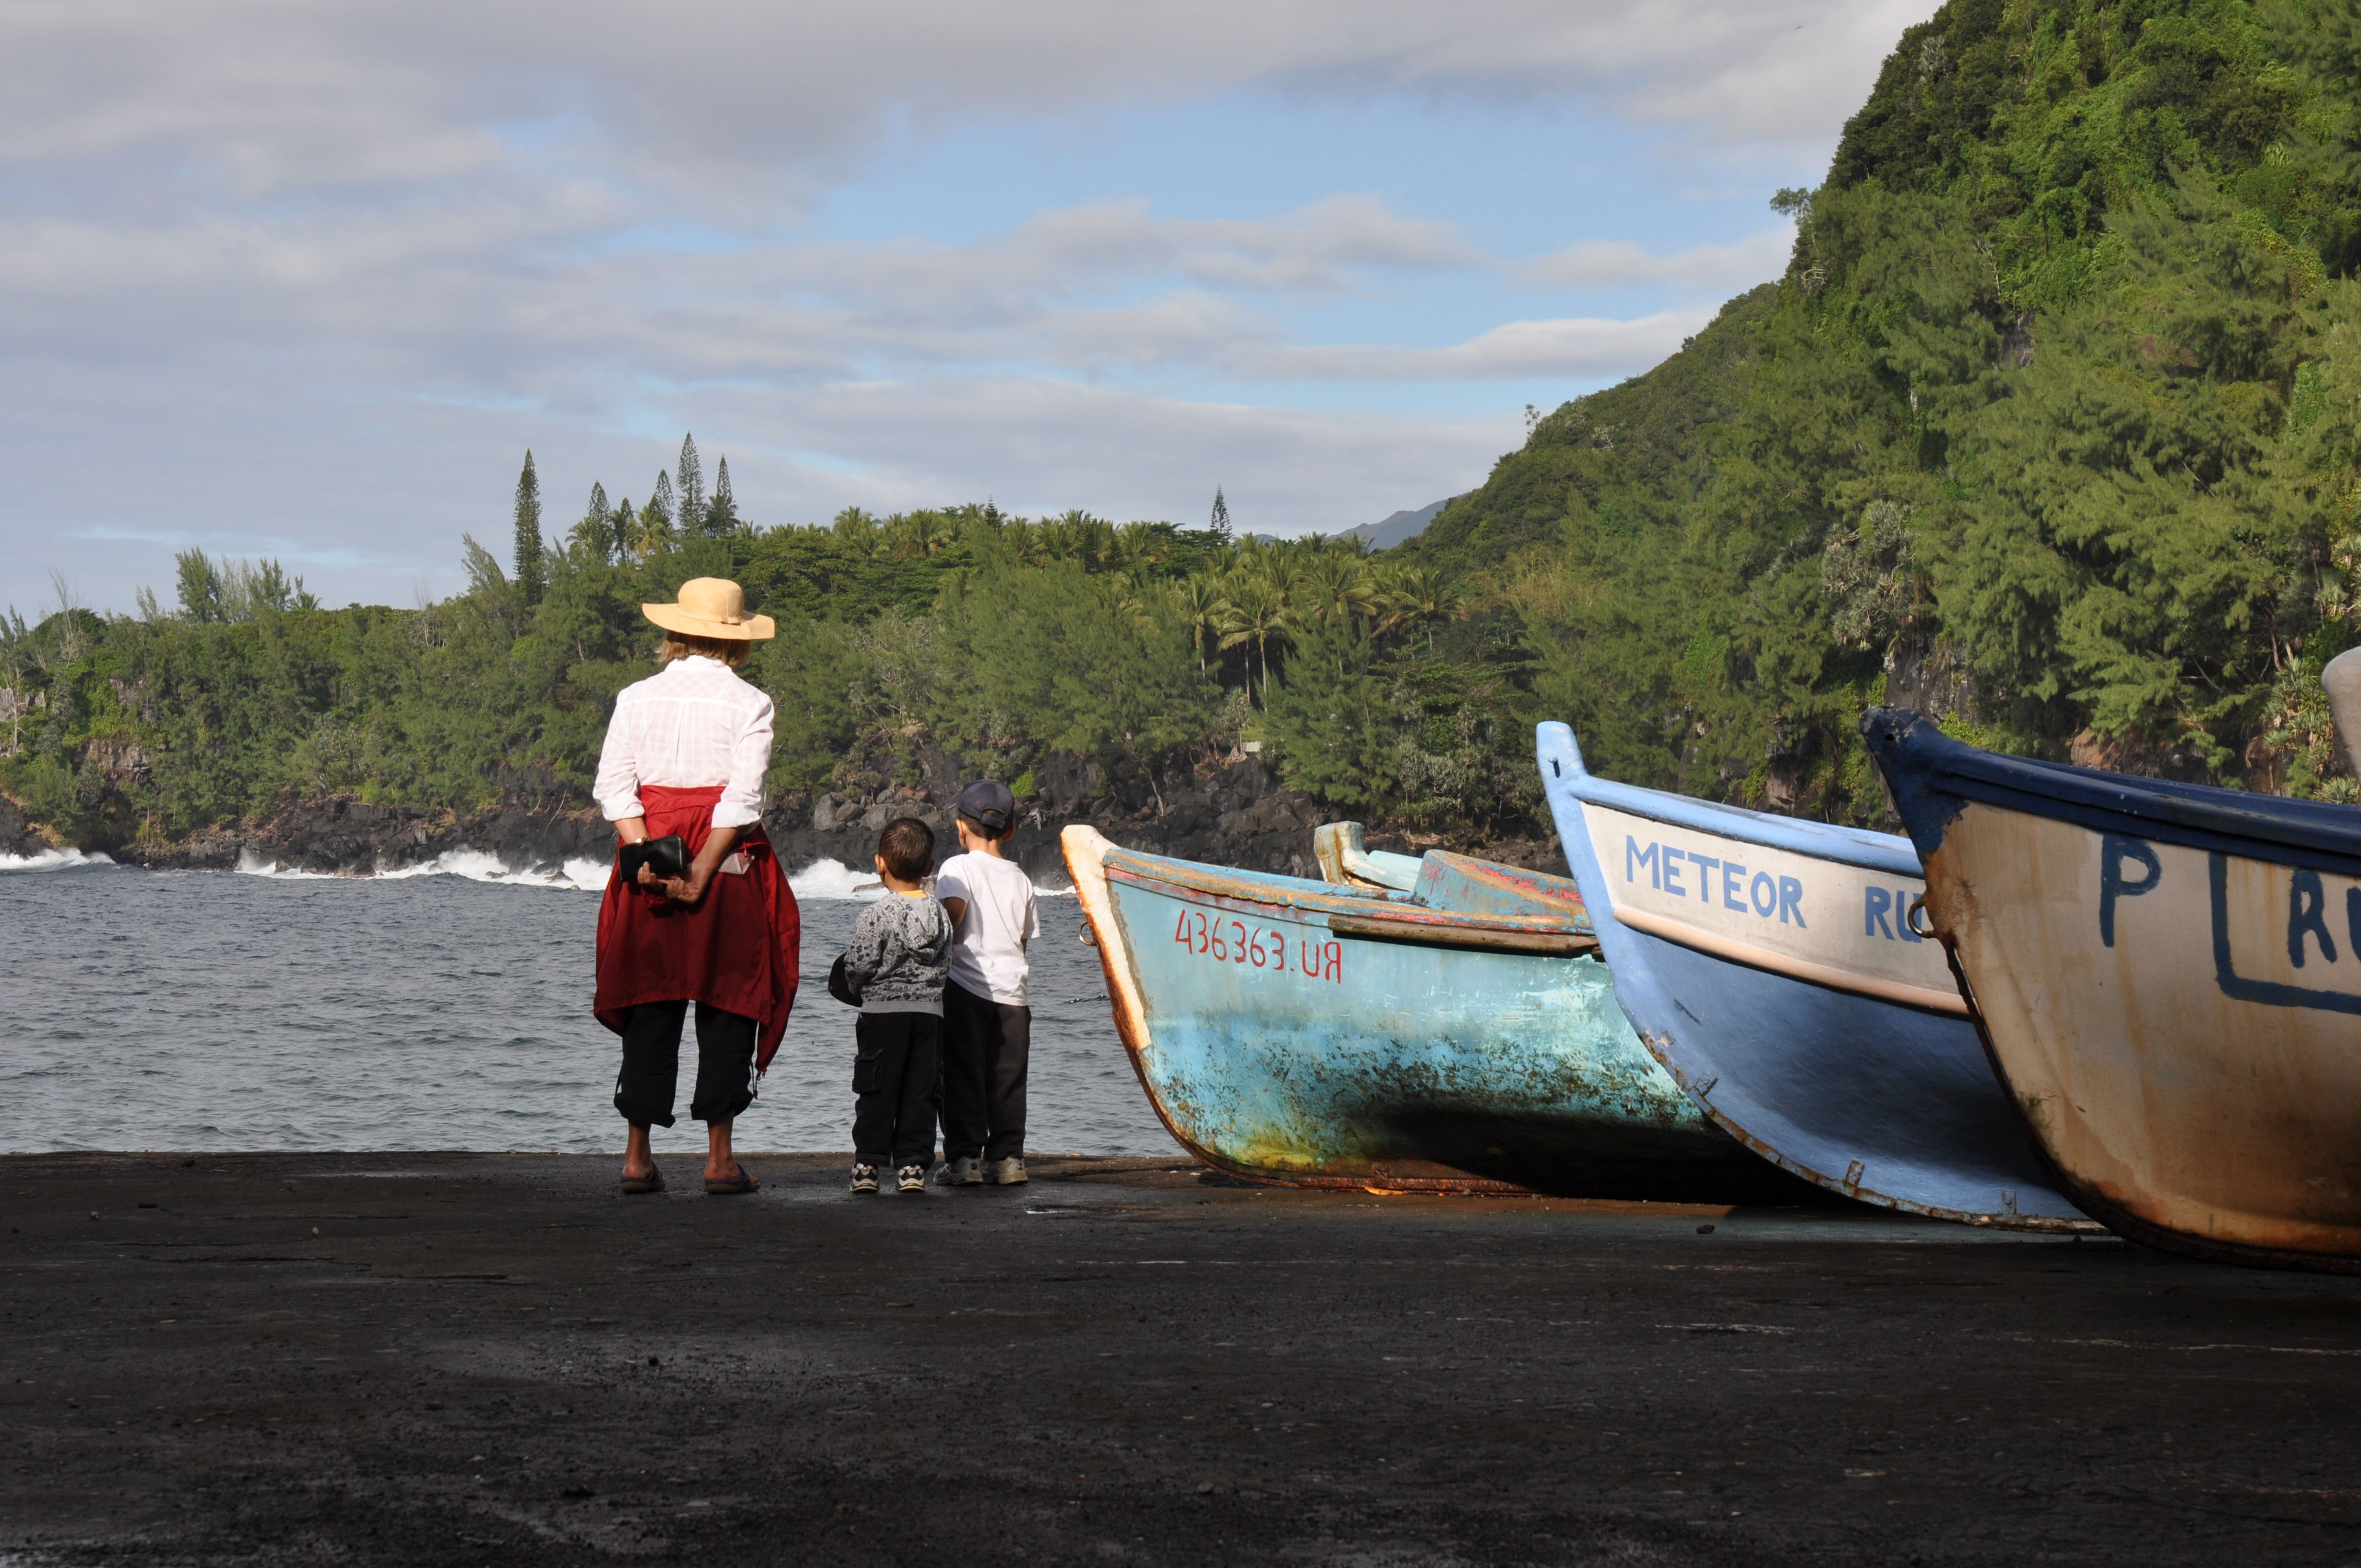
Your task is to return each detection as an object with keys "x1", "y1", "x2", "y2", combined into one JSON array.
[
  {"x1": 1537, "y1": 721, "x2": 1924, "y2": 878},
  {"x1": 1102, "y1": 854, "x2": 1592, "y2": 938},
  {"x1": 1864, "y1": 707, "x2": 2361, "y2": 879}
]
